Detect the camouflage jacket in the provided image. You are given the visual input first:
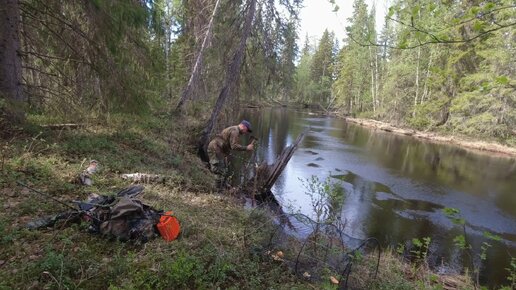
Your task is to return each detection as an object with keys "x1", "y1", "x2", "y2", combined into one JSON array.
[{"x1": 209, "y1": 125, "x2": 247, "y2": 155}]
